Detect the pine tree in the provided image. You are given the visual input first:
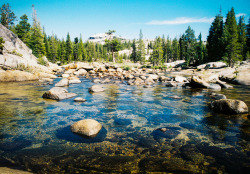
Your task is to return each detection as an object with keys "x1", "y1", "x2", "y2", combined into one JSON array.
[
  {"x1": 223, "y1": 7, "x2": 240, "y2": 67},
  {"x1": 0, "y1": 37, "x2": 5, "y2": 54},
  {"x1": 29, "y1": 5, "x2": 45, "y2": 58},
  {"x1": 73, "y1": 37, "x2": 78, "y2": 61},
  {"x1": 184, "y1": 26, "x2": 196, "y2": 66},
  {"x1": 179, "y1": 34, "x2": 185, "y2": 60},
  {"x1": 166, "y1": 36, "x2": 172, "y2": 63},
  {"x1": 172, "y1": 37, "x2": 179, "y2": 61},
  {"x1": 44, "y1": 33, "x2": 51, "y2": 59},
  {"x1": 197, "y1": 33, "x2": 204, "y2": 64},
  {"x1": 247, "y1": 18, "x2": 250, "y2": 59},
  {"x1": 238, "y1": 16, "x2": 247, "y2": 60},
  {"x1": 0, "y1": 3, "x2": 16, "y2": 29},
  {"x1": 50, "y1": 34, "x2": 57, "y2": 62},
  {"x1": 207, "y1": 12, "x2": 224, "y2": 62},
  {"x1": 15, "y1": 14, "x2": 31, "y2": 44},
  {"x1": 78, "y1": 35, "x2": 83, "y2": 61},
  {"x1": 138, "y1": 29, "x2": 146, "y2": 63},
  {"x1": 87, "y1": 42, "x2": 96, "y2": 62},
  {"x1": 150, "y1": 37, "x2": 163, "y2": 66},
  {"x1": 60, "y1": 39, "x2": 66, "y2": 63},
  {"x1": 130, "y1": 40, "x2": 137, "y2": 62},
  {"x1": 66, "y1": 32, "x2": 73, "y2": 63}
]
